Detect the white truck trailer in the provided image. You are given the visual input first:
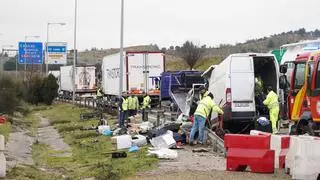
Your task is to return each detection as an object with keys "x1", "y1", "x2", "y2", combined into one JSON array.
[
  {"x1": 101, "y1": 51, "x2": 165, "y2": 102},
  {"x1": 60, "y1": 66, "x2": 96, "y2": 96}
]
